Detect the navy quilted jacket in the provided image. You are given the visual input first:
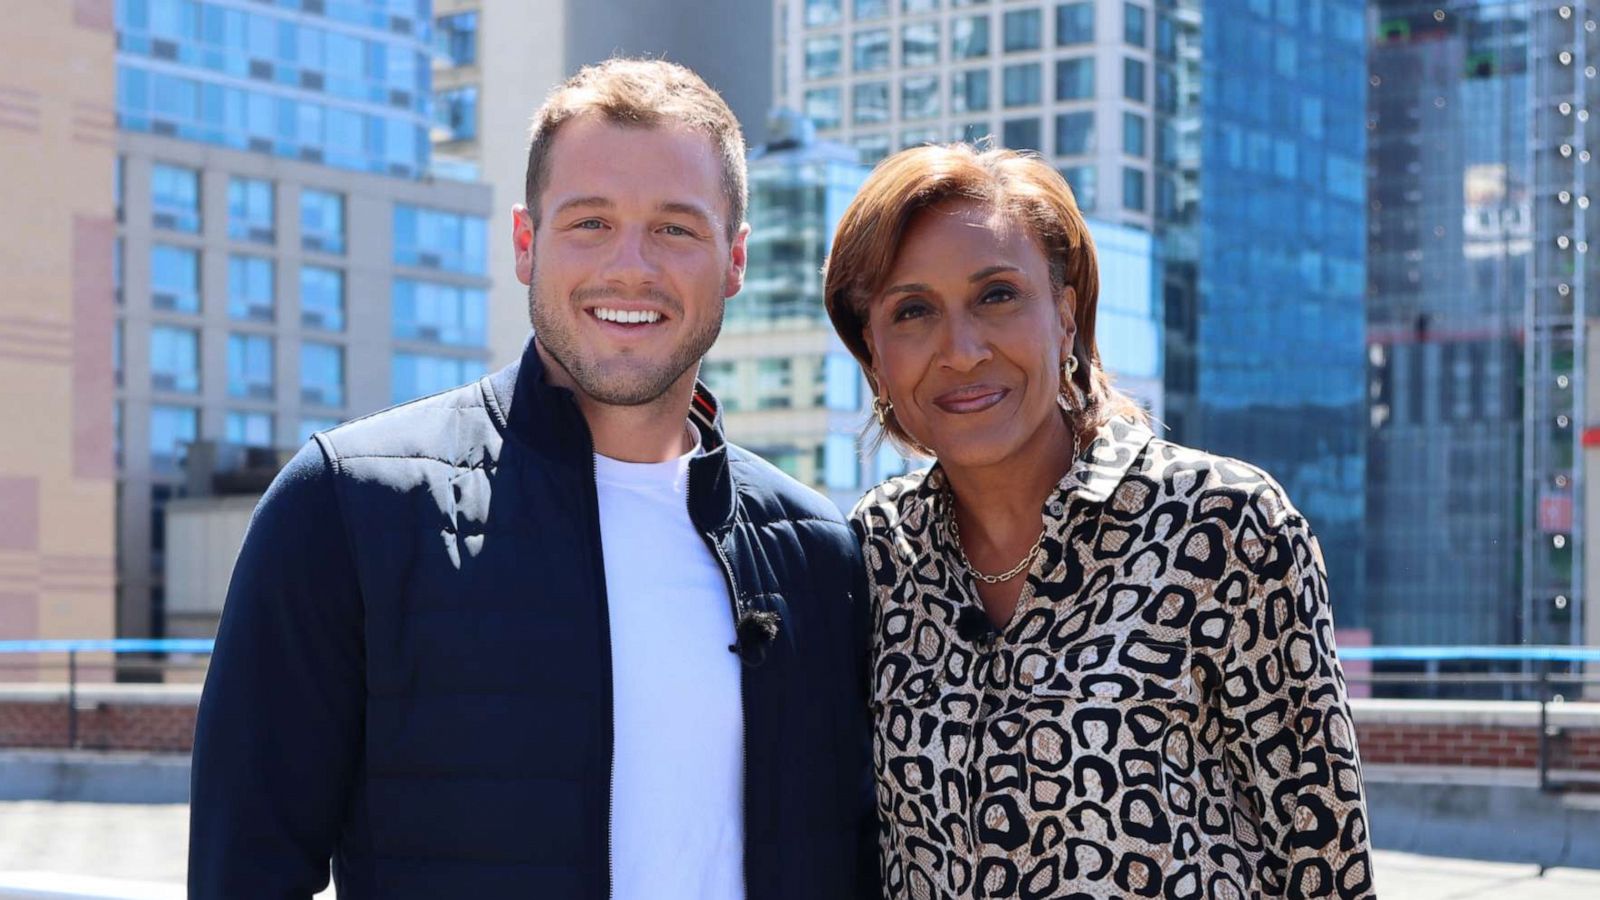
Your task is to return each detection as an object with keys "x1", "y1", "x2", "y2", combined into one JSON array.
[{"x1": 189, "y1": 341, "x2": 876, "y2": 899}]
